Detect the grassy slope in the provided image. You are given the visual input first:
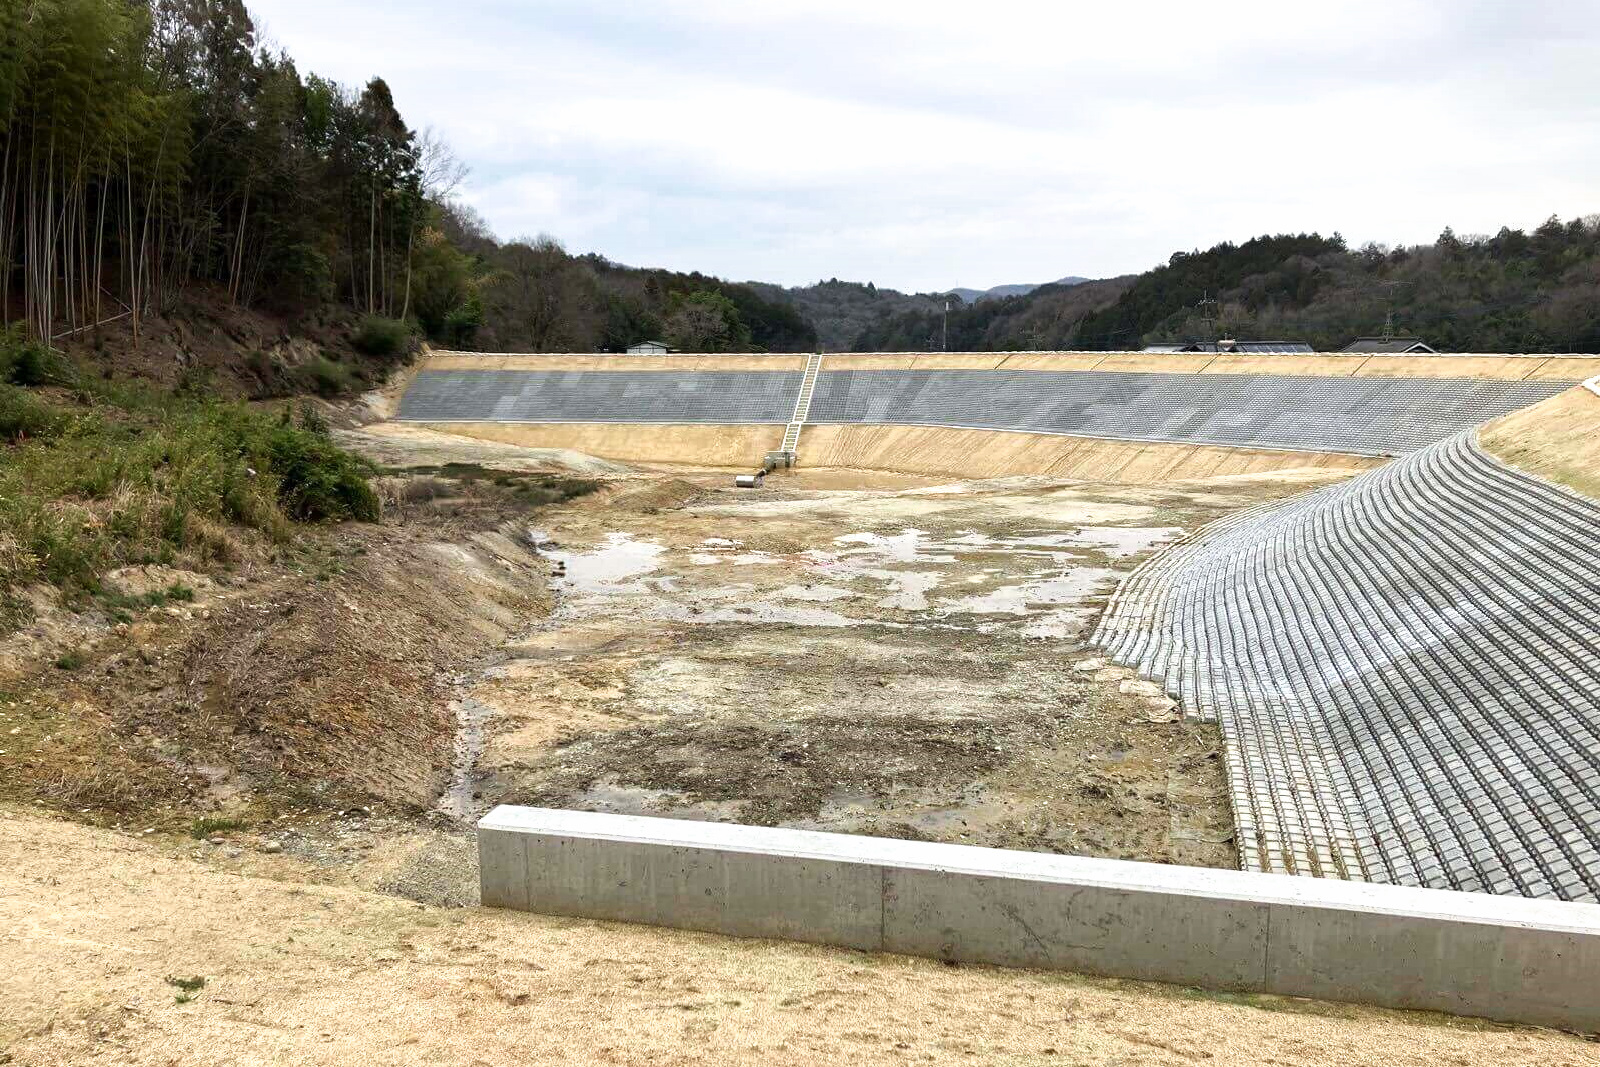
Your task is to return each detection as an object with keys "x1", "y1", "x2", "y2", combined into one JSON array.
[{"x1": 0, "y1": 332, "x2": 380, "y2": 631}]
